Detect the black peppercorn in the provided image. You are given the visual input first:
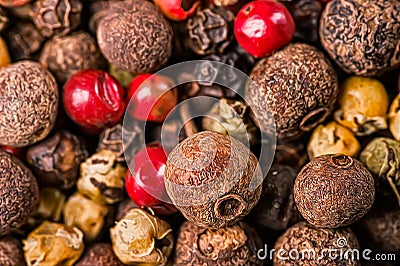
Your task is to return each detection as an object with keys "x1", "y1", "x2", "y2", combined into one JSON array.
[
  {"x1": 76, "y1": 243, "x2": 123, "y2": 266},
  {"x1": 0, "y1": 237, "x2": 25, "y2": 265}
]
